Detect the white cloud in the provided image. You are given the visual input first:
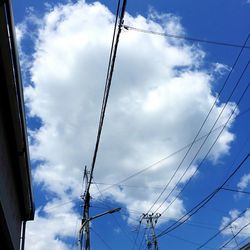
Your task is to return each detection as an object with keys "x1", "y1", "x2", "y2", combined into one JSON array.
[
  {"x1": 15, "y1": 25, "x2": 25, "y2": 44},
  {"x1": 238, "y1": 173, "x2": 250, "y2": 190},
  {"x1": 15, "y1": 8, "x2": 43, "y2": 81},
  {"x1": 26, "y1": 198, "x2": 80, "y2": 250},
  {"x1": 20, "y1": 0, "x2": 237, "y2": 248},
  {"x1": 212, "y1": 62, "x2": 231, "y2": 76}
]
